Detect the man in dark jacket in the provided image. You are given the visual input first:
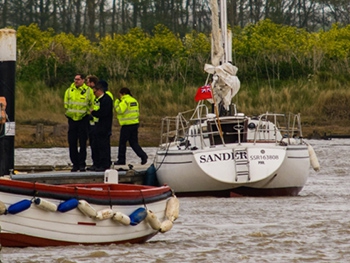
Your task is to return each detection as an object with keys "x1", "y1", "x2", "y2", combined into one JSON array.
[
  {"x1": 90, "y1": 80, "x2": 113, "y2": 171},
  {"x1": 86, "y1": 75, "x2": 99, "y2": 171}
]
